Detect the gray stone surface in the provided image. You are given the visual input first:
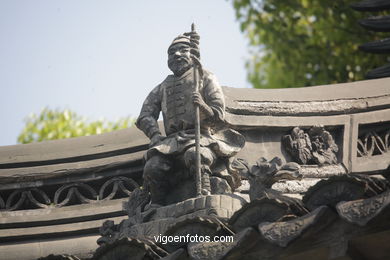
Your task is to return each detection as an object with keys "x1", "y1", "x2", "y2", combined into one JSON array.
[
  {"x1": 303, "y1": 175, "x2": 390, "y2": 211},
  {"x1": 336, "y1": 190, "x2": 390, "y2": 226},
  {"x1": 272, "y1": 178, "x2": 322, "y2": 194},
  {"x1": 300, "y1": 164, "x2": 346, "y2": 178},
  {"x1": 0, "y1": 198, "x2": 127, "y2": 226},
  {"x1": 0, "y1": 126, "x2": 149, "y2": 166},
  {"x1": 126, "y1": 194, "x2": 246, "y2": 238},
  {"x1": 258, "y1": 206, "x2": 330, "y2": 247},
  {"x1": 223, "y1": 77, "x2": 390, "y2": 108},
  {"x1": 187, "y1": 241, "x2": 232, "y2": 260},
  {"x1": 210, "y1": 177, "x2": 231, "y2": 194}
]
